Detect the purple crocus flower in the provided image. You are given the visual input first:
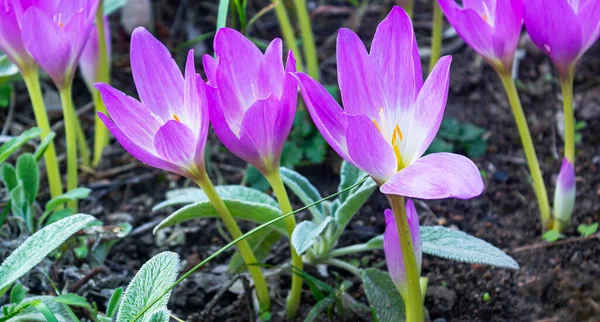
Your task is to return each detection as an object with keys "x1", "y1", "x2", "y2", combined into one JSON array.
[
  {"x1": 0, "y1": 0, "x2": 36, "y2": 72},
  {"x1": 384, "y1": 200, "x2": 421, "y2": 298},
  {"x1": 524, "y1": 0, "x2": 600, "y2": 76},
  {"x1": 295, "y1": 6, "x2": 483, "y2": 200},
  {"x1": 553, "y1": 158, "x2": 576, "y2": 226},
  {"x1": 80, "y1": 17, "x2": 111, "y2": 90},
  {"x1": 18, "y1": 0, "x2": 99, "y2": 89},
  {"x1": 203, "y1": 28, "x2": 297, "y2": 176},
  {"x1": 97, "y1": 27, "x2": 208, "y2": 179},
  {"x1": 437, "y1": 0, "x2": 524, "y2": 73}
]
